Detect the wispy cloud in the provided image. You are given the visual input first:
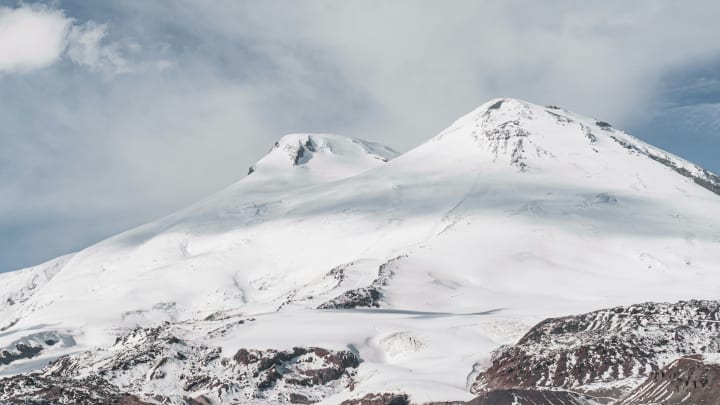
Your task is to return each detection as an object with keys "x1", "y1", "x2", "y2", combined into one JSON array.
[
  {"x1": 0, "y1": 4, "x2": 153, "y2": 76},
  {"x1": 2, "y1": 0, "x2": 720, "y2": 272},
  {"x1": 65, "y1": 21, "x2": 131, "y2": 75}
]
